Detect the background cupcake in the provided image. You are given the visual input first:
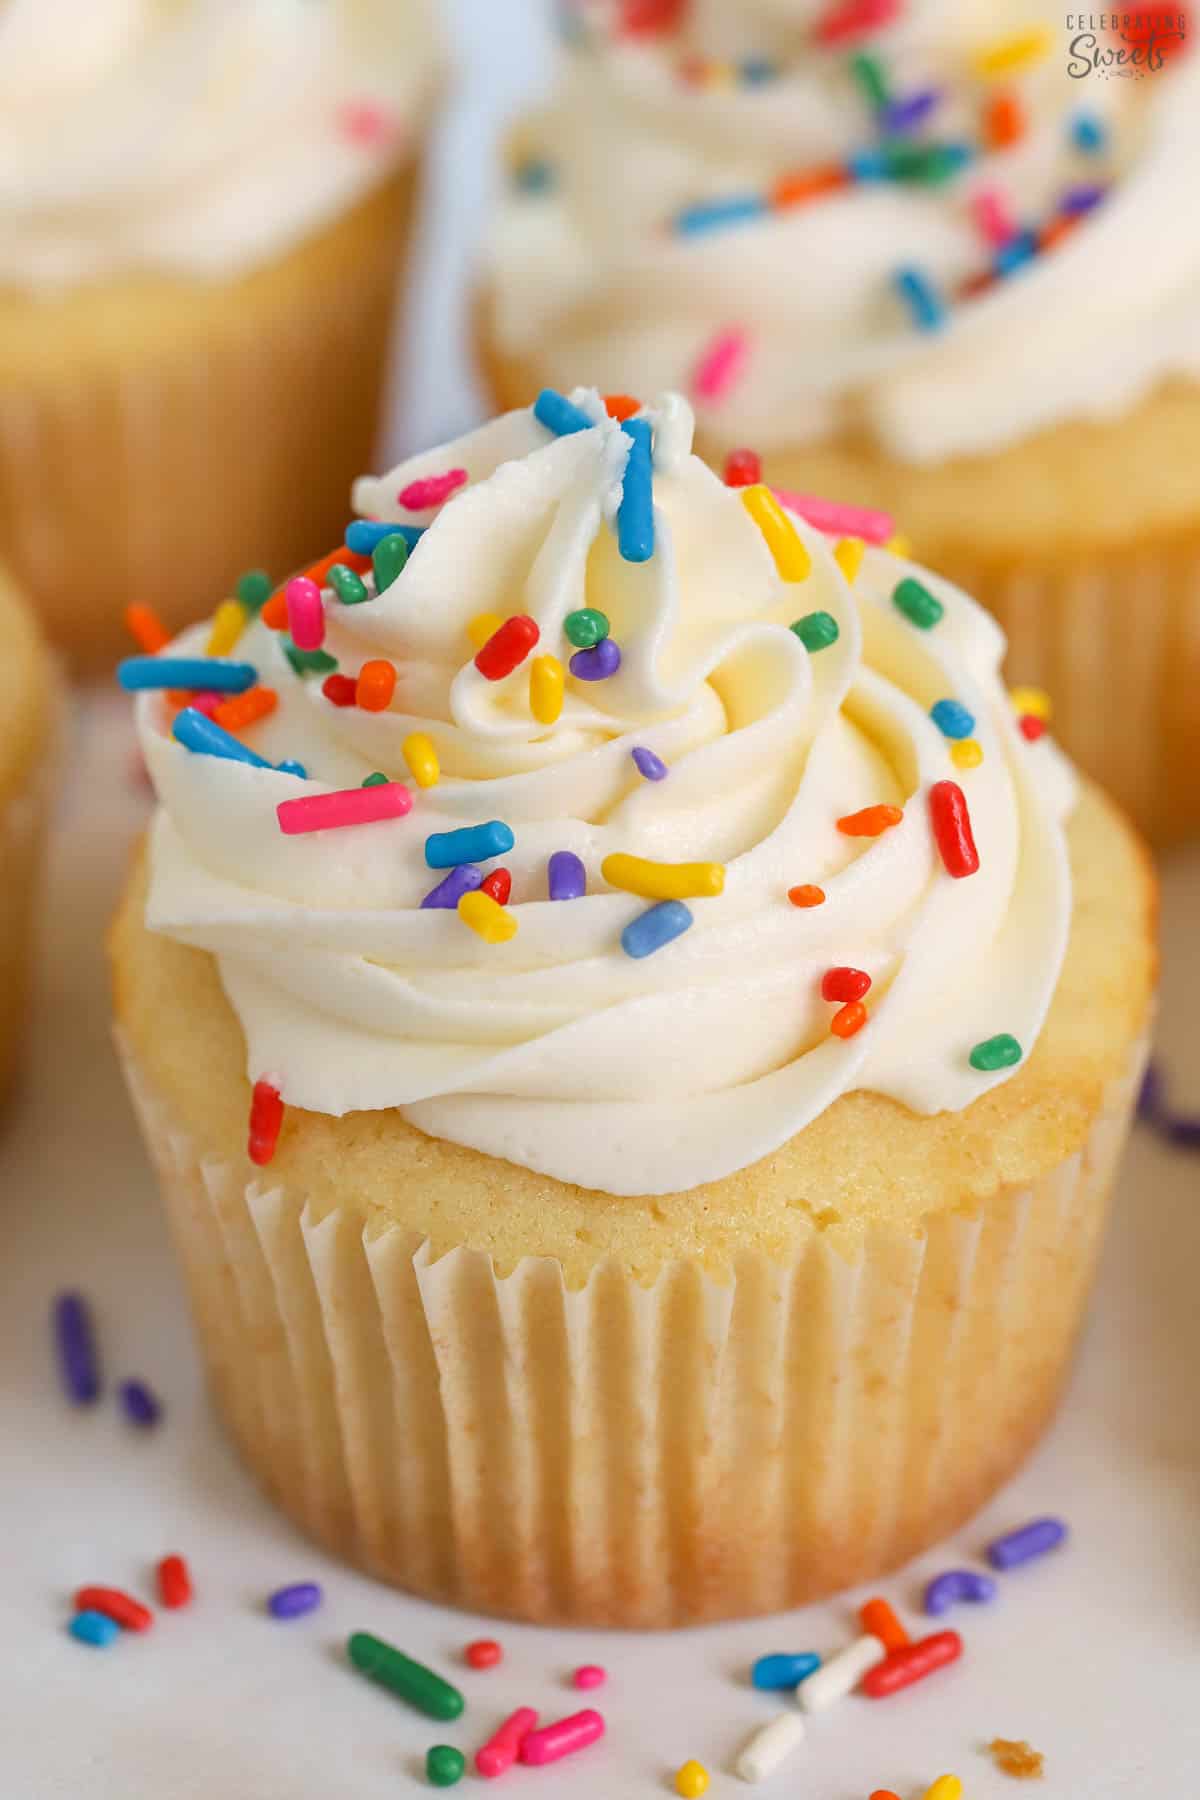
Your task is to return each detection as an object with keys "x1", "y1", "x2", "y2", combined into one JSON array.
[
  {"x1": 111, "y1": 391, "x2": 1155, "y2": 1625},
  {"x1": 0, "y1": 565, "x2": 54, "y2": 1102},
  {"x1": 0, "y1": 0, "x2": 443, "y2": 670},
  {"x1": 480, "y1": 1, "x2": 1200, "y2": 844}
]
